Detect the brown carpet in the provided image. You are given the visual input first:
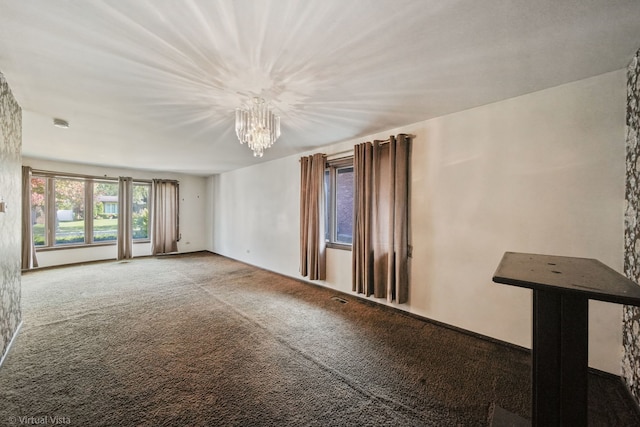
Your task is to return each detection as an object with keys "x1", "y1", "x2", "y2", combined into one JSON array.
[{"x1": 0, "y1": 252, "x2": 637, "y2": 426}]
